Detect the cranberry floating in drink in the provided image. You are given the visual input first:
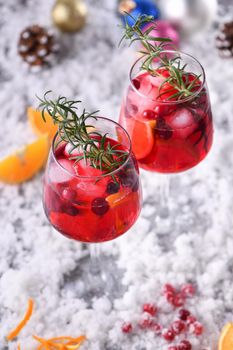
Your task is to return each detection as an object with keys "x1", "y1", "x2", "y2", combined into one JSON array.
[
  {"x1": 119, "y1": 16, "x2": 213, "y2": 173},
  {"x1": 38, "y1": 92, "x2": 142, "y2": 243}
]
